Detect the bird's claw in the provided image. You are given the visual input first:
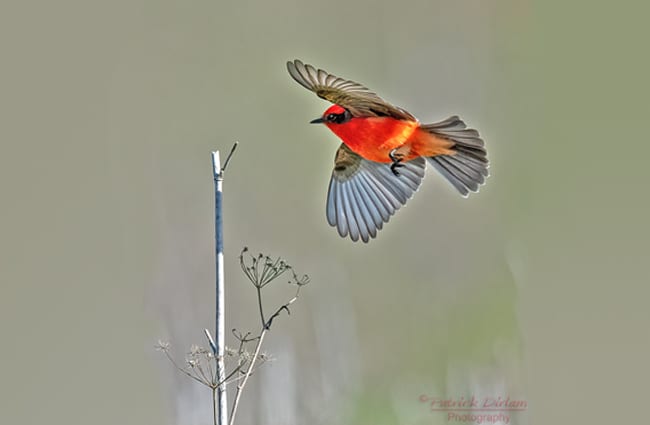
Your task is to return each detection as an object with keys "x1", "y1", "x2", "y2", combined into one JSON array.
[
  {"x1": 390, "y1": 162, "x2": 404, "y2": 176},
  {"x1": 389, "y1": 149, "x2": 404, "y2": 176}
]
